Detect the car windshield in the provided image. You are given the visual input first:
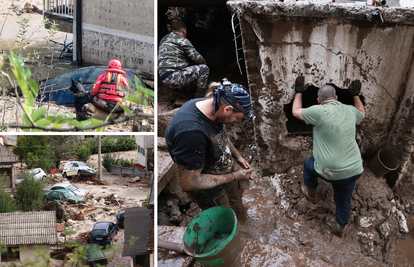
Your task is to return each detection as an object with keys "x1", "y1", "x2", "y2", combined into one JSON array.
[
  {"x1": 63, "y1": 191, "x2": 76, "y2": 198},
  {"x1": 88, "y1": 249, "x2": 105, "y2": 260},
  {"x1": 78, "y1": 162, "x2": 92, "y2": 168},
  {"x1": 66, "y1": 185, "x2": 78, "y2": 191},
  {"x1": 33, "y1": 169, "x2": 41, "y2": 174},
  {"x1": 91, "y1": 230, "x2": 107, "y2": 237}
]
